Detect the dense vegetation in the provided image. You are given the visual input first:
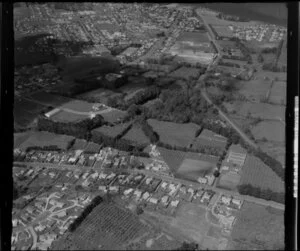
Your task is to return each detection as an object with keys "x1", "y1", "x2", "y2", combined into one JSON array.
[{"x1": 238, "y1": 184, "x2": 284, "y2": 204}]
